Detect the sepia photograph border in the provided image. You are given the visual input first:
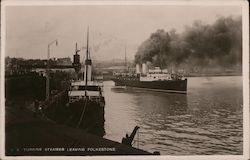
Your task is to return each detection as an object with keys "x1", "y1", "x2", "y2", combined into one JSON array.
[{"x1": 0, "y1": 0, "x2": 249, "y2": 160}]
